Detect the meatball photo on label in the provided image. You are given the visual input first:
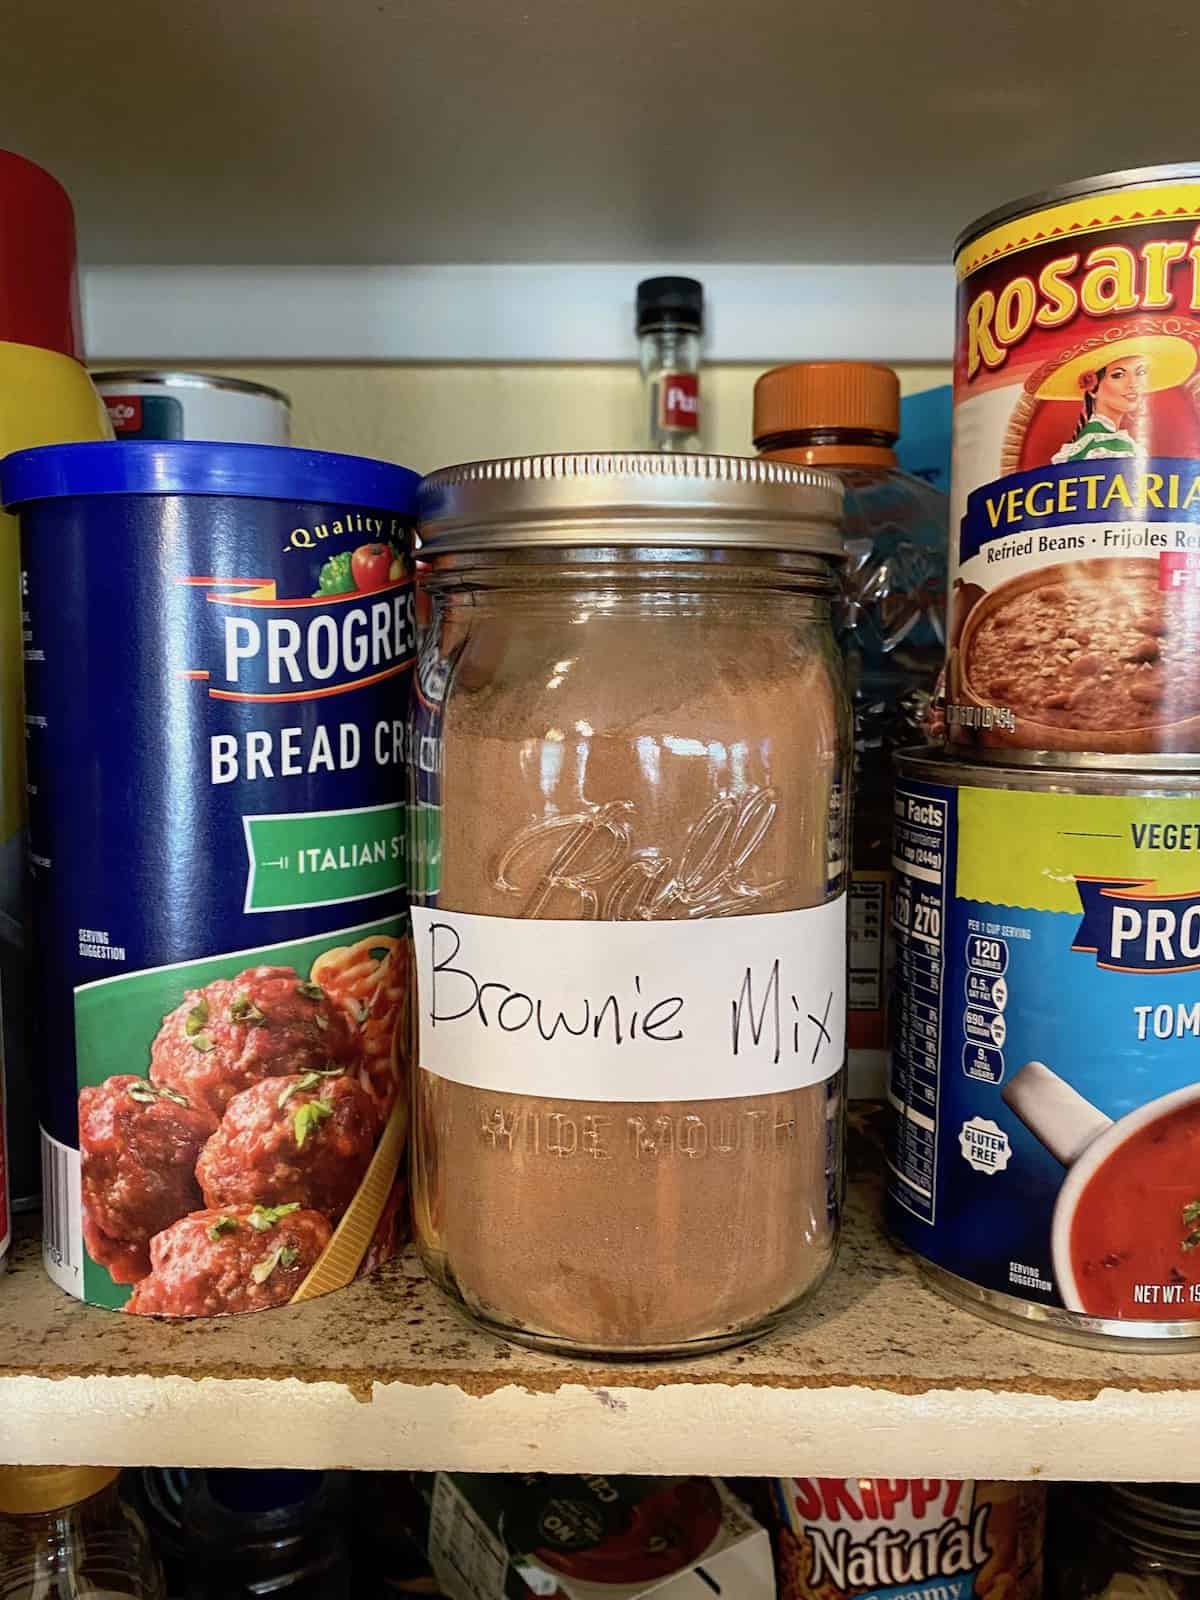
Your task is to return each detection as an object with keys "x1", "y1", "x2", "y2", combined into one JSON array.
[
  {"x1": 149, "y1": 966, "x2": 358, "y2": 1122},
  {"x1": 79, "y1": 1076, "x2": 216, "y2": 1284},
  {"x1": 0, "y1": 441, "x2": 419, "y2": 1316}
]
